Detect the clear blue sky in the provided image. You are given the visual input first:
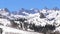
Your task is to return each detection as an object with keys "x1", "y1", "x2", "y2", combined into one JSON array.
[{"x1": 0, "y1": 0, "x2": 60, "y2": 11}]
